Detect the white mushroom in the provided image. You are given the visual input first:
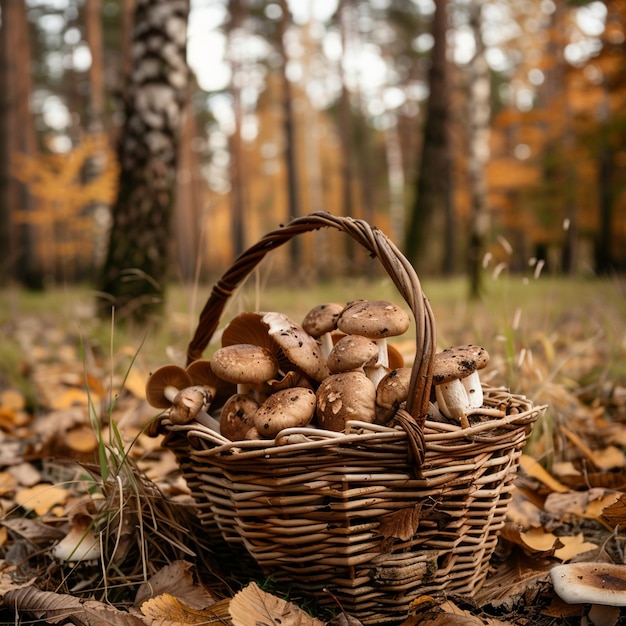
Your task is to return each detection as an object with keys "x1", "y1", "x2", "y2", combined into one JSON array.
[
  {"x1": 550, "y1": 562, "x2": 626, "y2": 626},
  {"x1": 52, "y1": 513, "x2": 101, "y2": 562},
  {"x1": 432, "y1": 345, "x2": 490, "y2": 429}
]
